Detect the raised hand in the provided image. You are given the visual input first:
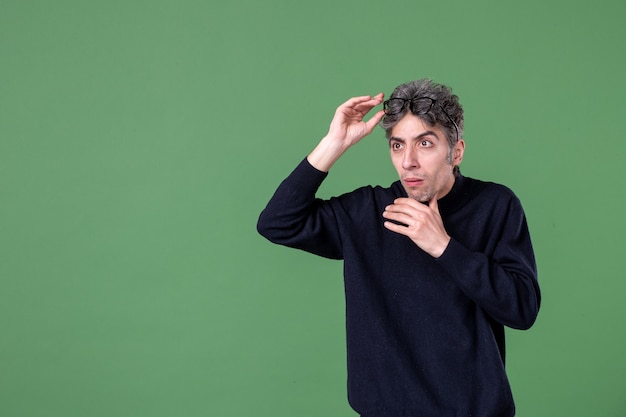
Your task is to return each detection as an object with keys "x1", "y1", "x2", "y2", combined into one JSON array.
[
  {"x1": 307, "y1": 93, "x2": 385, "y2": 172},
  {"x1": 326, "y1": 93, "x2": 385, "y2": 148}
]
